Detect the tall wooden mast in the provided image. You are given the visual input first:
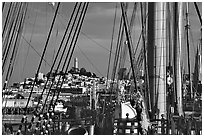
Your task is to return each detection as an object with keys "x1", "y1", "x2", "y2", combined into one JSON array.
[
  {"x1": 185, "y1": 2, "x2": 193, "y2": 98},
  {"x1": 176, "y1": 2, "x2": 184, "y2": 115},
  {"x1": 147, "y1": 2, "x2": 155, "y2": 116},
  {"x1": 154, "y1": 2, "x2": 167, "y2": 118}
]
